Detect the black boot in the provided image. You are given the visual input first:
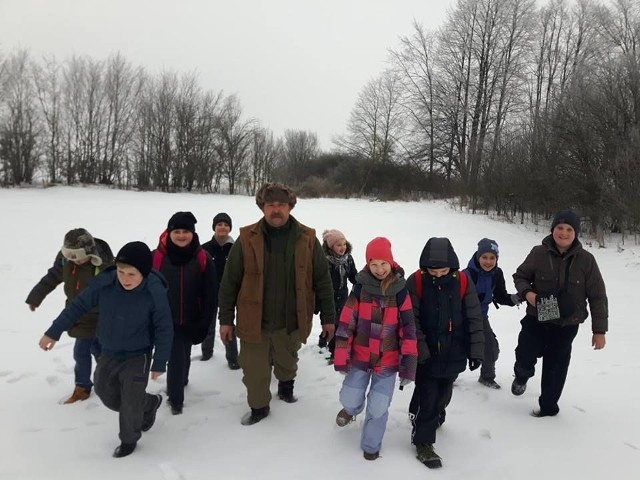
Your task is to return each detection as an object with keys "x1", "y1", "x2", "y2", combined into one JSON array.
[
  {"x1": 226, "y1": 339, "x2": 240, "y2": 370},
  {"x1": 241, "y1": 406, "x2": 270, "y2": 425},
  {"x1": 113, "y1": 442, "x2": 137, "y2": 458},
  {"x1": 277, "y1": 380, "x2": 298, "y2": 403},
  {"x1": 141, "y1": 394, "x2": 162, "y2": 432}
]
